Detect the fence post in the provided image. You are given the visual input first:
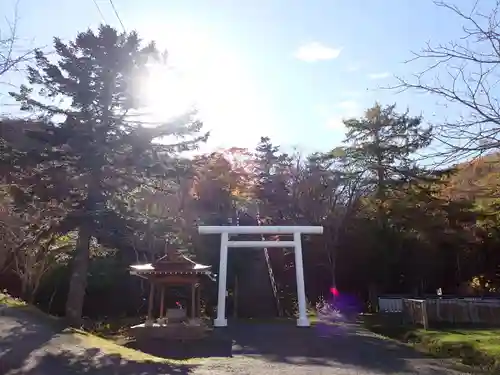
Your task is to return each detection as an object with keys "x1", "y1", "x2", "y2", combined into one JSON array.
[
  {"x1": 421, "y1": 300, "x2": 429, "y2": 330},
  {"x1": 401, "y1": 299, "x2": 408, "y2": 324},
  {"x1": 467, "y1": 301, "x2": 473, "y2": 323}
]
